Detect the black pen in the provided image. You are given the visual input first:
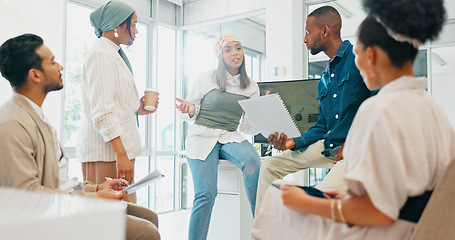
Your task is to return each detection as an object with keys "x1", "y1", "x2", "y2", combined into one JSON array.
[
  {"x1": 271, "y1": 183, "x2": 282, "y2": 189},
  {"x1": 105, "y1": 177, "x2": 129, "y2": 187}
]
